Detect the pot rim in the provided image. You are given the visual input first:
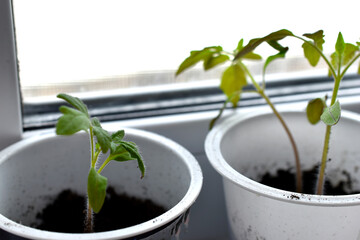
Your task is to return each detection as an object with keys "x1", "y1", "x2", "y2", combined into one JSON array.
[
  {"x1": 0, "y1": 128, "x2": 203, "y2": 240},
  {"x1": 205, "y1": 108, "x2": 360, "y2": 207}
]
